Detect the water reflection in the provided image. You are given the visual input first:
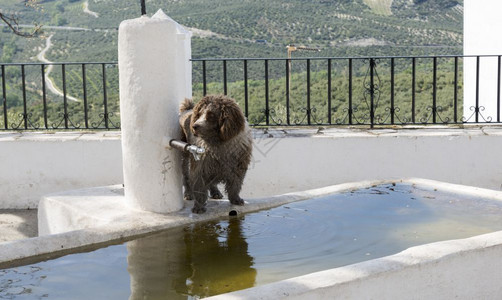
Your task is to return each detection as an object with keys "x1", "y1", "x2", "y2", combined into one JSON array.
[{"x1": 127, "y1": 217, "x2": 256, "y2": 299}]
